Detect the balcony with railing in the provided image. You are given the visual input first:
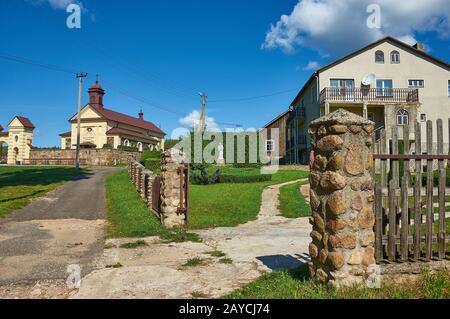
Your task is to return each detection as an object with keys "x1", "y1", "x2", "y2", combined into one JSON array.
[{"x1": 319, "y1": 87, "x2": 419, "y2": 104}]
